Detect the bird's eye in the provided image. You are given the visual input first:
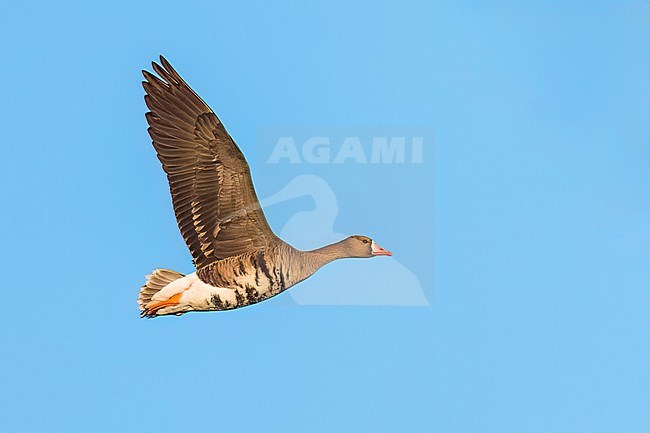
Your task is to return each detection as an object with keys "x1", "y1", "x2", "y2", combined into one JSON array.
[{"x1": 362, "y1": 239, "x2": 369, "y2": 244}]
